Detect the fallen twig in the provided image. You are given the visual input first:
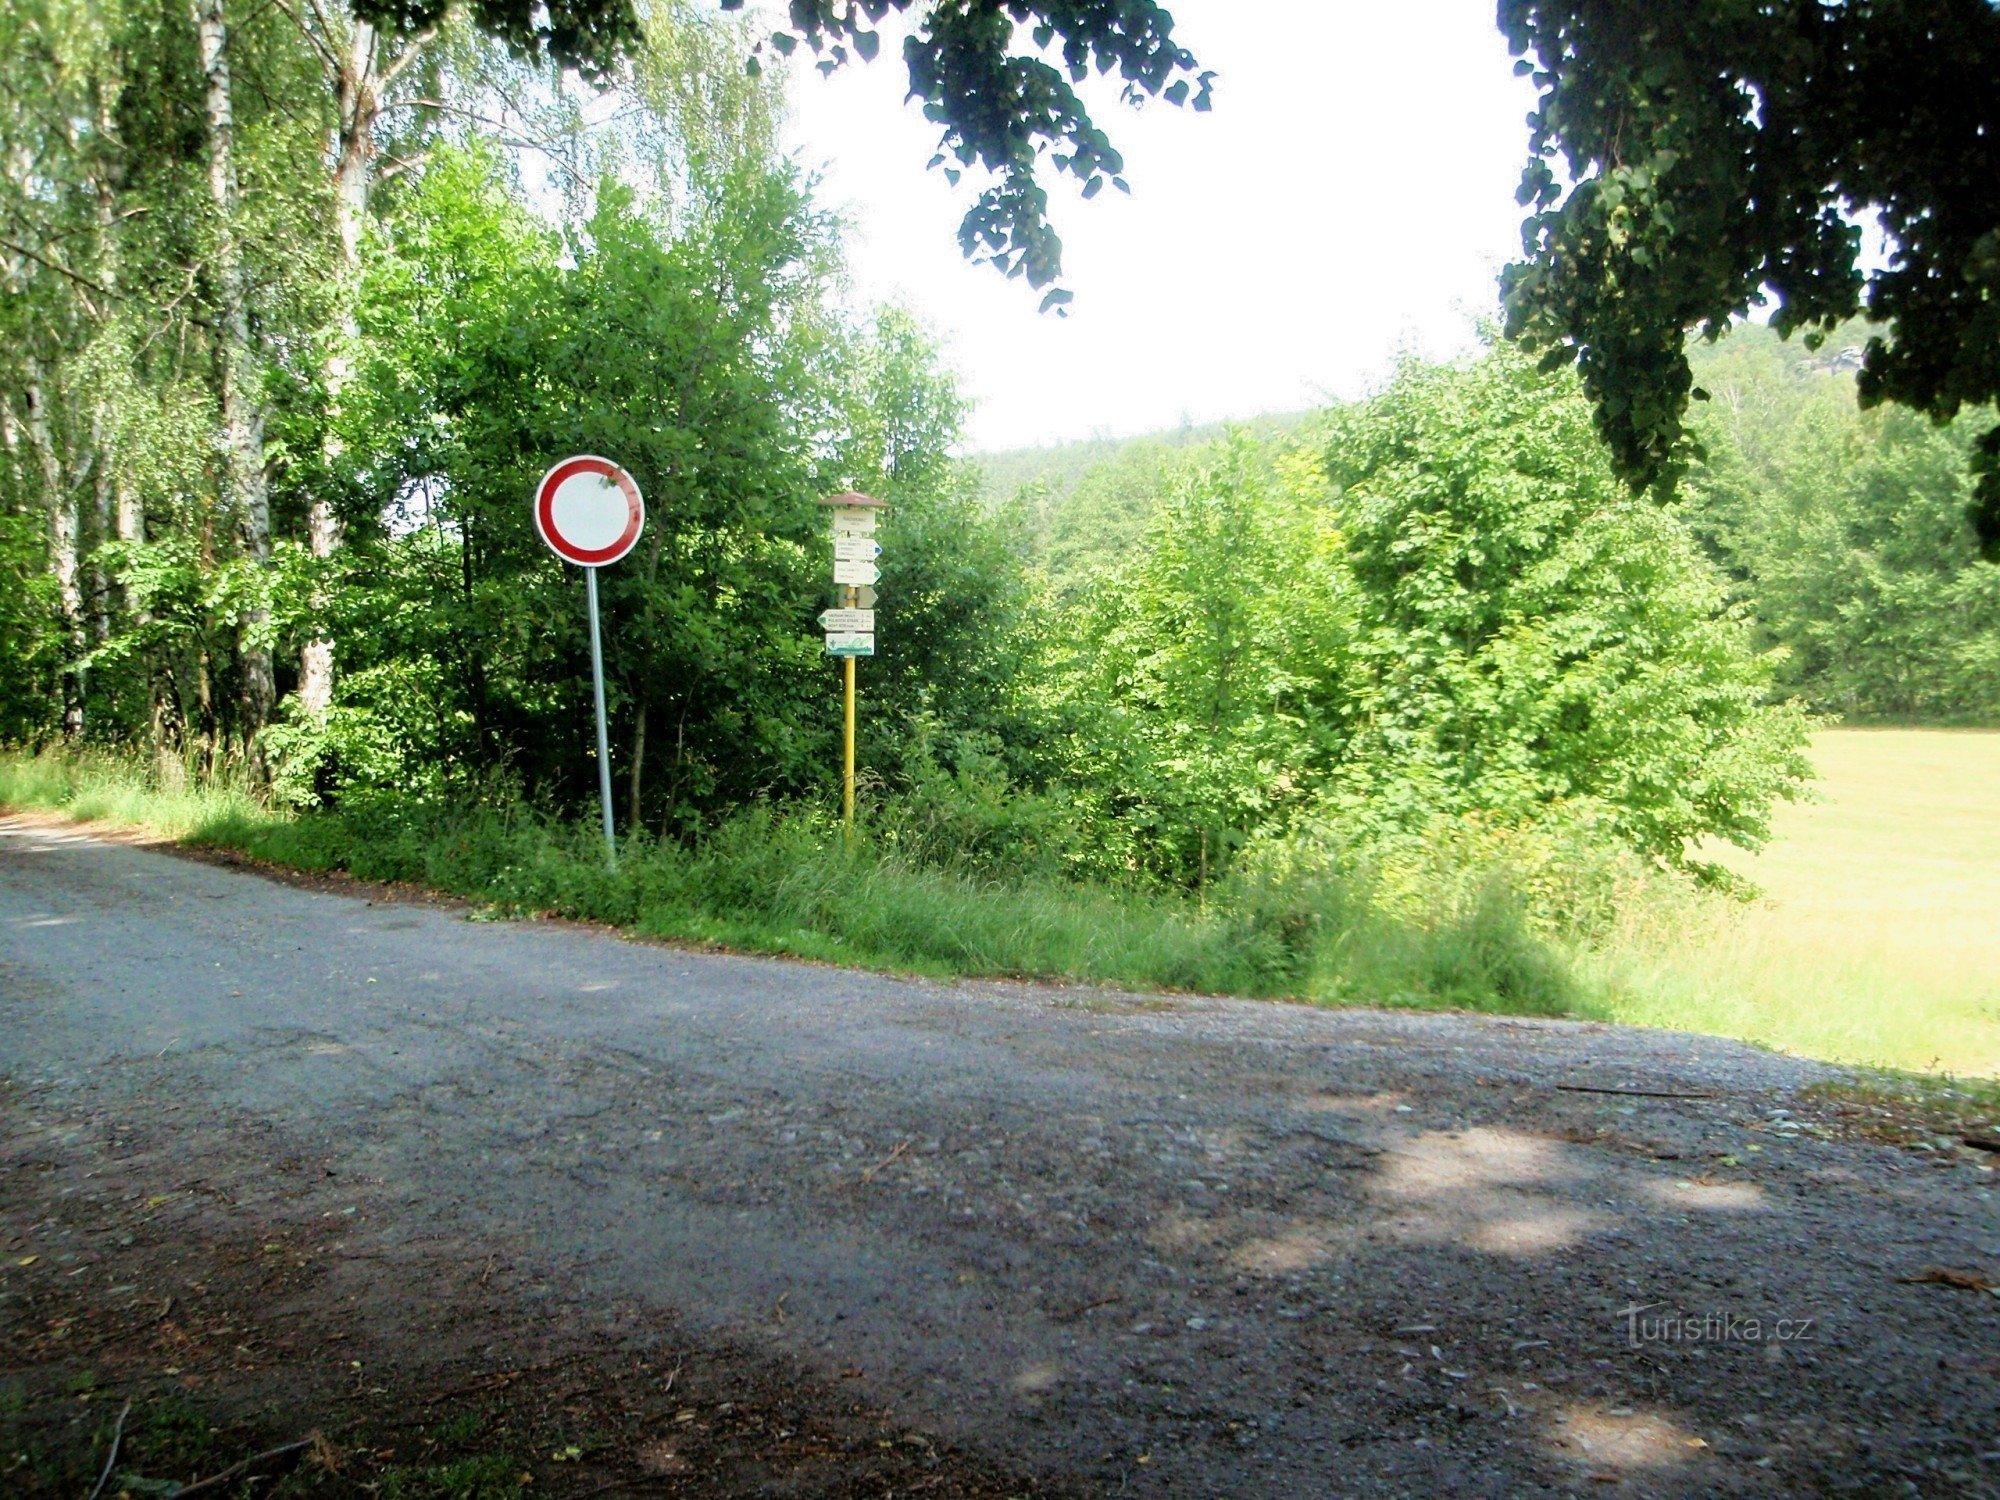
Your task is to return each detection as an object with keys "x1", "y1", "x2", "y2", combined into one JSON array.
[
  {"x1": 84, "y1": 1399, "x2": 132, "y2": 1500},
  {"x1": 859, "y1": 1139, "x2": 912, "y2": 1183},
  {"x1": 174, "y1": 1436, "x2": 313, "y2": 1497},
  {"x1": 1897, "y1": 1266, "x2": 1995, "y2": 1293},
  {"x1": 420, "y1": 1362, "x2": 555, "y2": 1406},
  {"x1": 1553, "y1": 1084, "x2": 1715, "y2": 1100},
  {"x1": 1050, "y1": 1294, "x2": 1122, "y2": 1323}
]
